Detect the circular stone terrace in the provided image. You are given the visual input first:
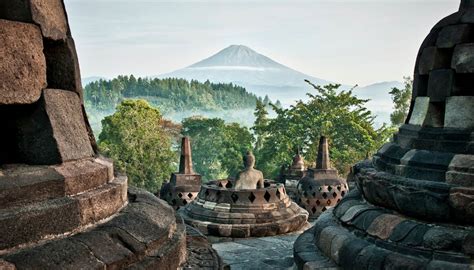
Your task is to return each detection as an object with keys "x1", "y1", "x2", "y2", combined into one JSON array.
[{"x1": 180, "y1": 179, "x2": 309, "y2": 238}]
